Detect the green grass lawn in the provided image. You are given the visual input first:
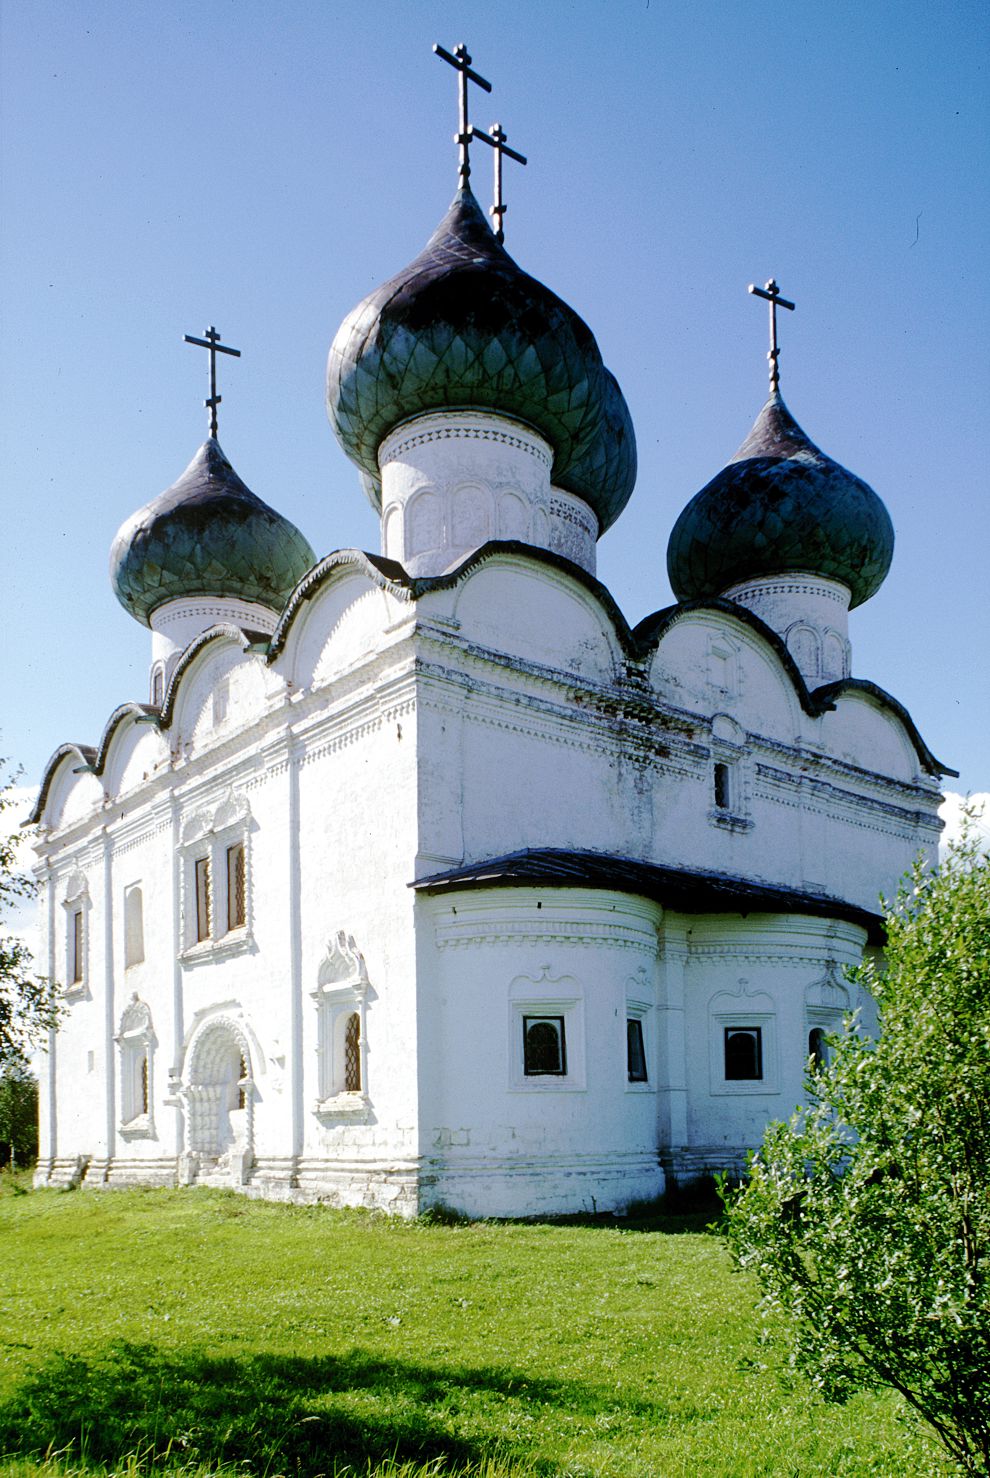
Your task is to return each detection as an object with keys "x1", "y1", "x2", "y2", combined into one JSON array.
[{"x1": 0, "y1": 1175, "x2": 948, "y2": 1477}]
